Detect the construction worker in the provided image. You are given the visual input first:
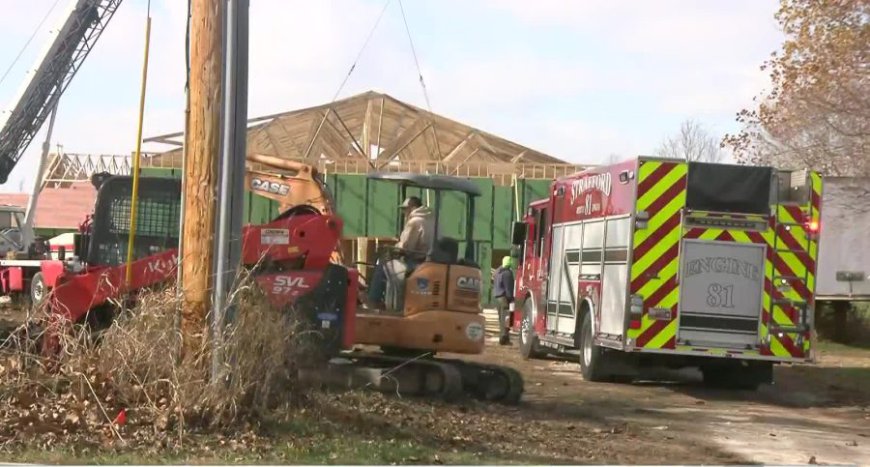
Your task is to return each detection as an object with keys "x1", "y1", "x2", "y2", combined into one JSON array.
[
  {"x1": 493, "y1": 255, "x2": 515, "y2": 345},
  {"x1": 395, "y1": 196, "x2": 435, "y2": 257},
  {"x1": 367, "y1": 196, "x2": 435, "y2": 308}
]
